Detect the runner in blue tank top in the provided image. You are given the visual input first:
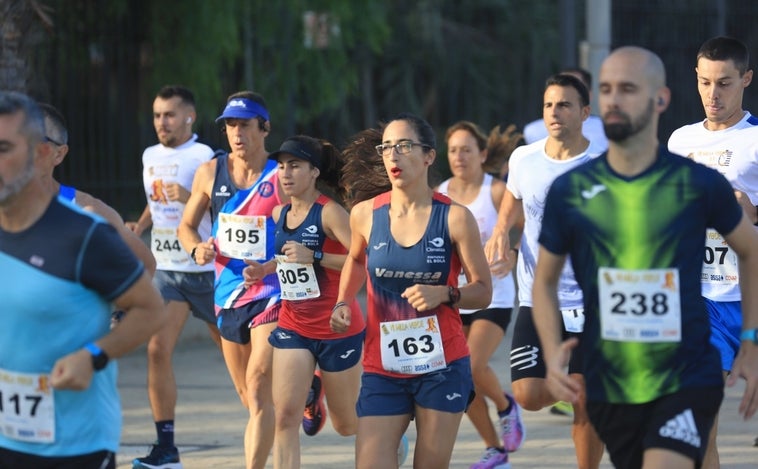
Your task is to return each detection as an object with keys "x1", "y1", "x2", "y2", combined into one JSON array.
[
  {"x1": 178, "y1": 91, "x2": 287, "y2": 469},
  {"x1": 332, "y1": 114, "x2": 493, "y2": 468}
]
